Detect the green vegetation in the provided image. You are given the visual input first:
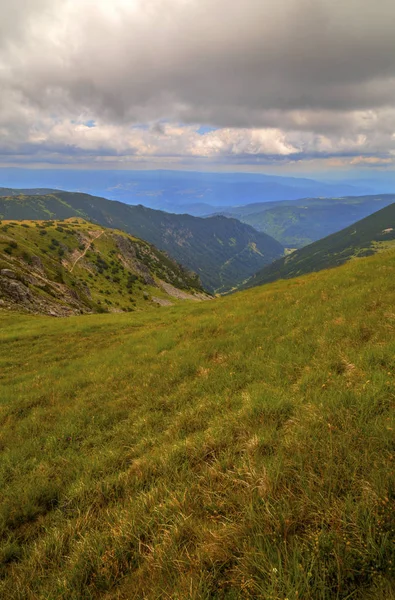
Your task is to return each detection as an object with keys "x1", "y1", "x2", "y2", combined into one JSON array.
[
  {"x1": 0, "y1": 190, "x2": 284, "y2": 293},
  {"x1": 221, "y1": 195, "x2": 395, "y2": 248},
  {"x1": 1, "y1": 248, "x2": 394, "y2": 599},
  {"x1": 245, "y1": 203, "x2": 395, "y2": 289},
  {"x1": 0, "y1": 219, "x2": 204, "y2": 315},
  {"x1": 0, "y1": 187, "x2": 58, "y2": 197}
]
